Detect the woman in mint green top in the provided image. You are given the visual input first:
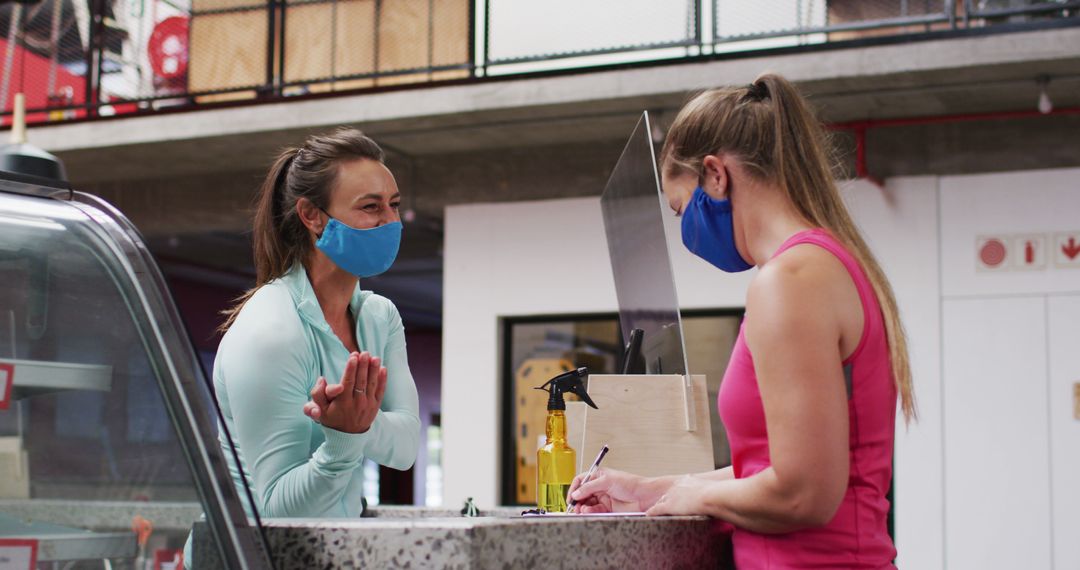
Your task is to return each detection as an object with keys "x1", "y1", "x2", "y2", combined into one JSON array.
[{"x1": 212, "y1": 128, "x2": 420, "y2": 522}]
